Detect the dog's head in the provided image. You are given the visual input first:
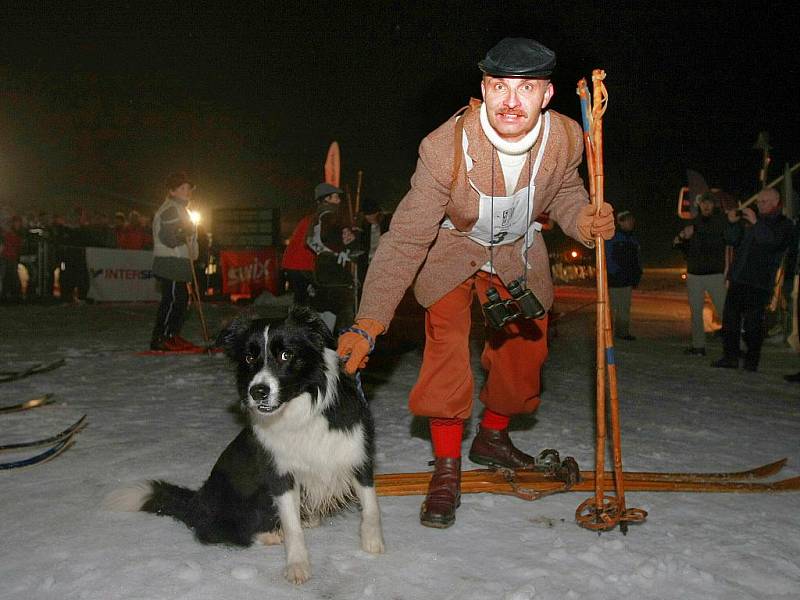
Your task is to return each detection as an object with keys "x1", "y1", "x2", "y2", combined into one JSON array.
[{"x1": 218, "y1": 305, "x2": 337, "y2": 417}]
